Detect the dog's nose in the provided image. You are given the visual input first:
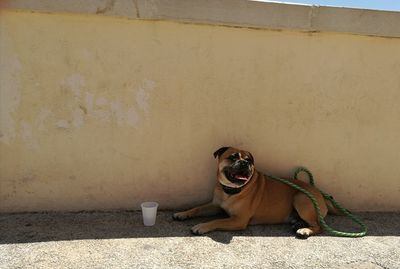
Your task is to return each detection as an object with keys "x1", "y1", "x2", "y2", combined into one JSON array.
[{"x1": 238, "y1": 160, "x2": 249, "y2": 168}]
